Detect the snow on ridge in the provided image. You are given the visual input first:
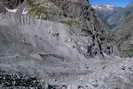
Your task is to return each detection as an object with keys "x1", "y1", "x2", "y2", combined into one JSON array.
[{"x1": 92, "y1": 4, "x2": 114, "y2": 10}]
